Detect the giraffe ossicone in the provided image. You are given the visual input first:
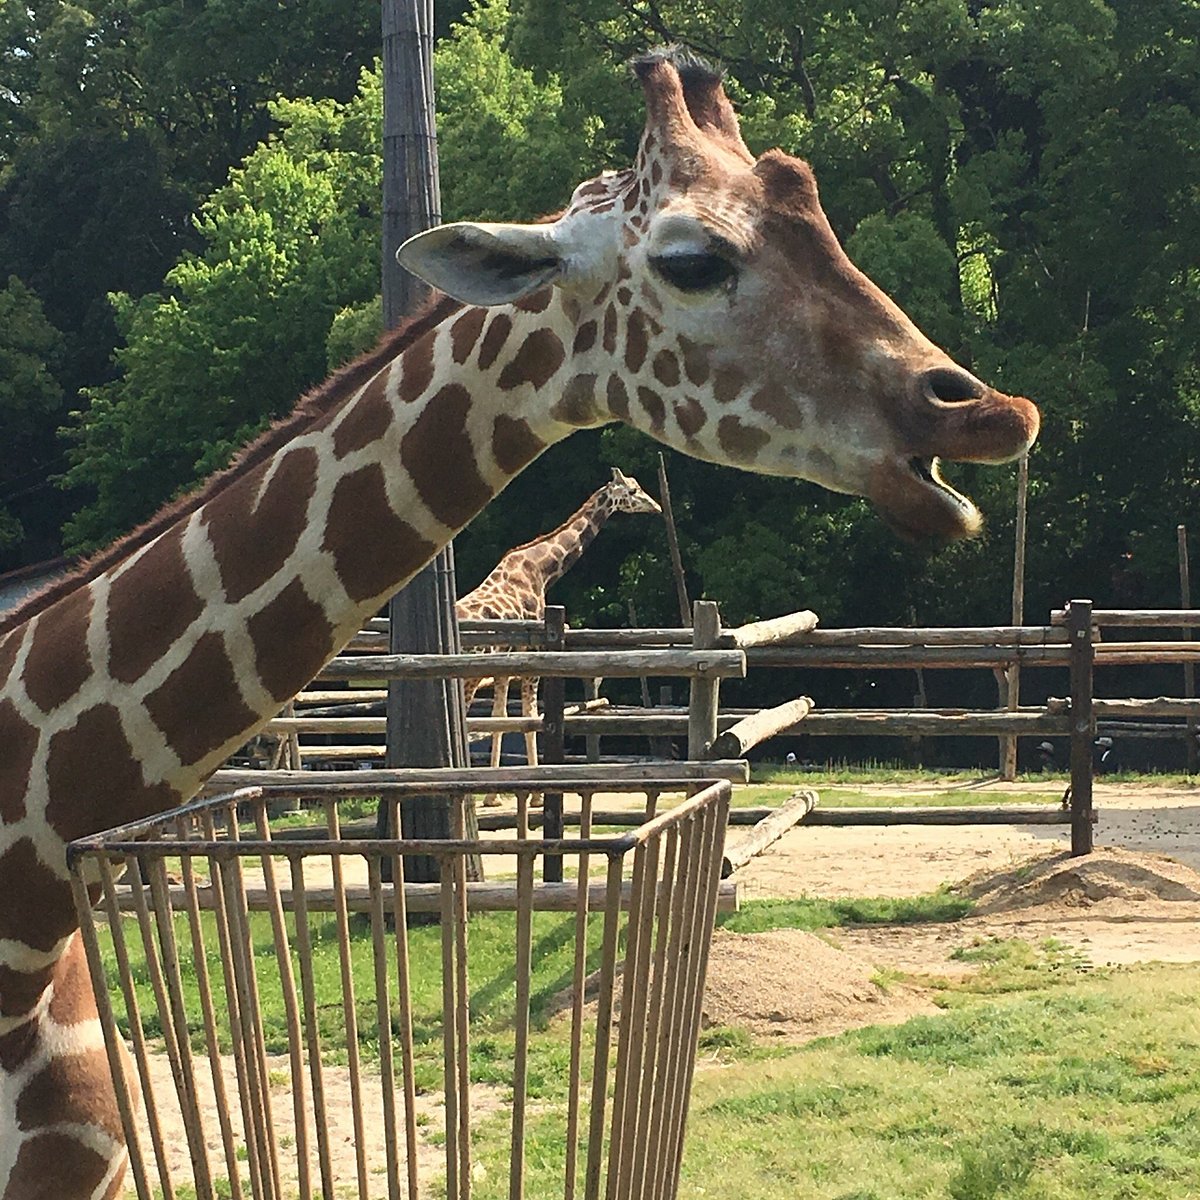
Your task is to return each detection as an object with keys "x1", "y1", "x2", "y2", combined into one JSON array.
[{"x1": 0, "y1": 47, "x2": 1038, "y2": 1199}]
